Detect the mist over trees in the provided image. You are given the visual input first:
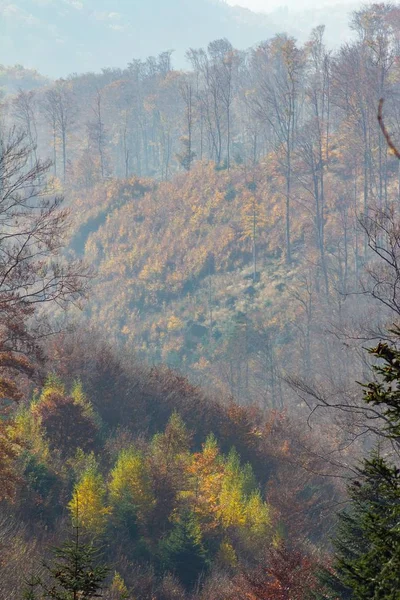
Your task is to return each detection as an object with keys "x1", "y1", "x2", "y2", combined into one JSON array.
[{"x1": 3, "y1": 1, "x2": 400, "y2": 599}]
